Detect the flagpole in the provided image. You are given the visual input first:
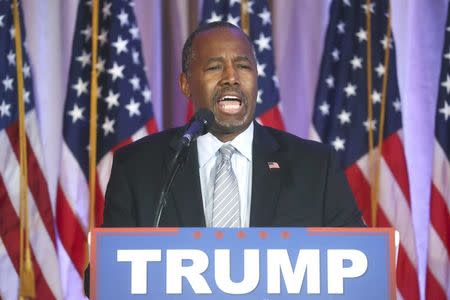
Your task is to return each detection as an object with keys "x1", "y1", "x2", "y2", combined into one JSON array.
[
  {"x1": 240, "y1": 0, "x2": 250, "y2": 35},
  {"x1": 88, "y1": 0, "x2": 100, "y2": 256},
  {"x1": 364, "y1": 0, "x2": 378, "y2": 227},
  {"x1": 12, "y1": 0, "x2": 35, "y2": 298}
]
